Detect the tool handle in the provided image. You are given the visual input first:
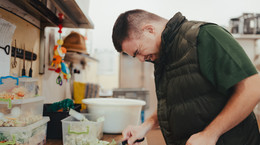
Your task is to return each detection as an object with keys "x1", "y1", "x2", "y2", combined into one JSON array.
[
  {"x1": 22, "y1": 68, "x2": 26, "y2": 76},
  {"x1": 122, "y1": 138, "x2": 144, "y2": 145},
  {"x1": 29, "y1": 68, "x2": 32, "y2": 77}
]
